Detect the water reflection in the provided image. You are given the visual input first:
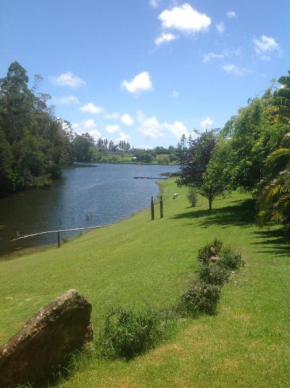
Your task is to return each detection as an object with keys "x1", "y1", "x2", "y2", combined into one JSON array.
[{"x1": 0, "y1": 164, "x2": 179, "y2": 255}]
